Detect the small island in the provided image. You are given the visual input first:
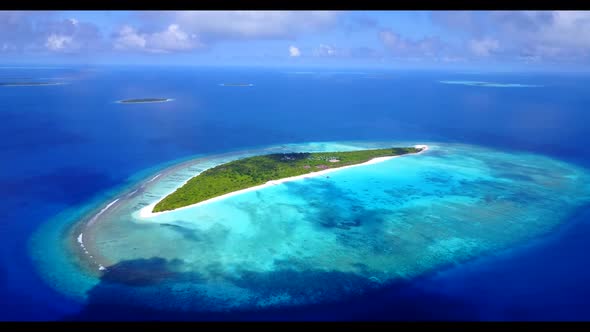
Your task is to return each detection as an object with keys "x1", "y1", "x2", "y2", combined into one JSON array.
[
  {"x1": 151, "y1": 146, "x2": 425, "y2": 213},
  {"x1": 439, "y1": 80, "x2": 541, "y2": 88},
  {"x1": 219, "y1": 83, "x2": 254, "y2": 87},
  {"x1": 117, "y1": 98, "x2": 172, "y2": 104}
]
